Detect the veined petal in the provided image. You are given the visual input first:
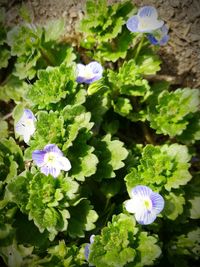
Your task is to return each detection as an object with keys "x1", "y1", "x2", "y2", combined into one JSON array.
[
  {"x1": 15, "y1": 109, "x2": 36, "y2": 144},
  {"x1": 151, "y1": 192, "x2": 165, "y2": 214},
  {"x1": 44, "y1": 144, "x2": 63, "y2": 156},
  {"x1": 76, "y1": 61, "x2": 103, "y2": 84},
  {"x1": 41, "y1": 165, "x2": 60, "y2": 178},
  {"x1": 137, "y1": 18, "x2": 164, "y2": 32},
  {"x1": 57, "y1": 156, "x2": 71, "y2": 171},
  {"x1": 126, "y1": 15, "x2": 139, "y2": 32},
  {"x1": 131, "y1": 185, "x2": 153, "y2": 198},
  {"x1": 135, "y1": 209, "x2": 157, "y2": 225},
  {"x1": 84, "y1": 244, "x2": 90, "y2": 261},
  {"x1": 138, "y1": 6, "x2": 158, "y2": 19},
  {"x1": 24, "y1": 109, "x2": 36, "y2": 121},
  {"x1": 32, "y1": 150, "x2": 46, "y2": 167},
  {"x1": 87, "y1": 61, "x2": 103, "y2": 75}
]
